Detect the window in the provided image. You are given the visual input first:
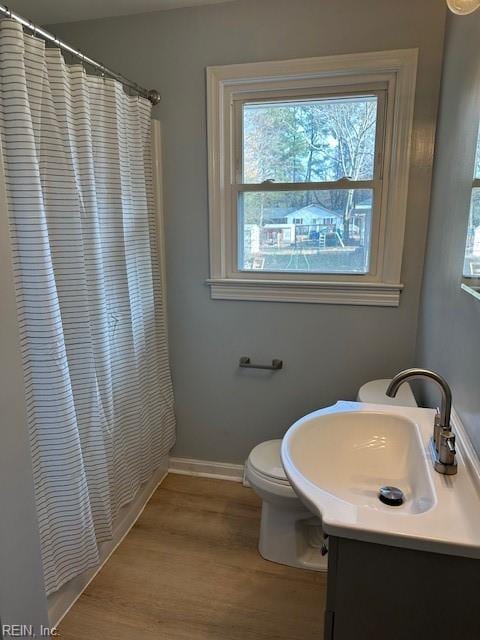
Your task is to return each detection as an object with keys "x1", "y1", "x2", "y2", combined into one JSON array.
[
  {"x1": 207, "y1": 50, "x2": 418, "y2": 306},
  {"x1": 239, "y1": 95, "x2": 378, "y2": 276},
  {"x1": 462, "y1": 125, "x2": 480, "y2": 299}
]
